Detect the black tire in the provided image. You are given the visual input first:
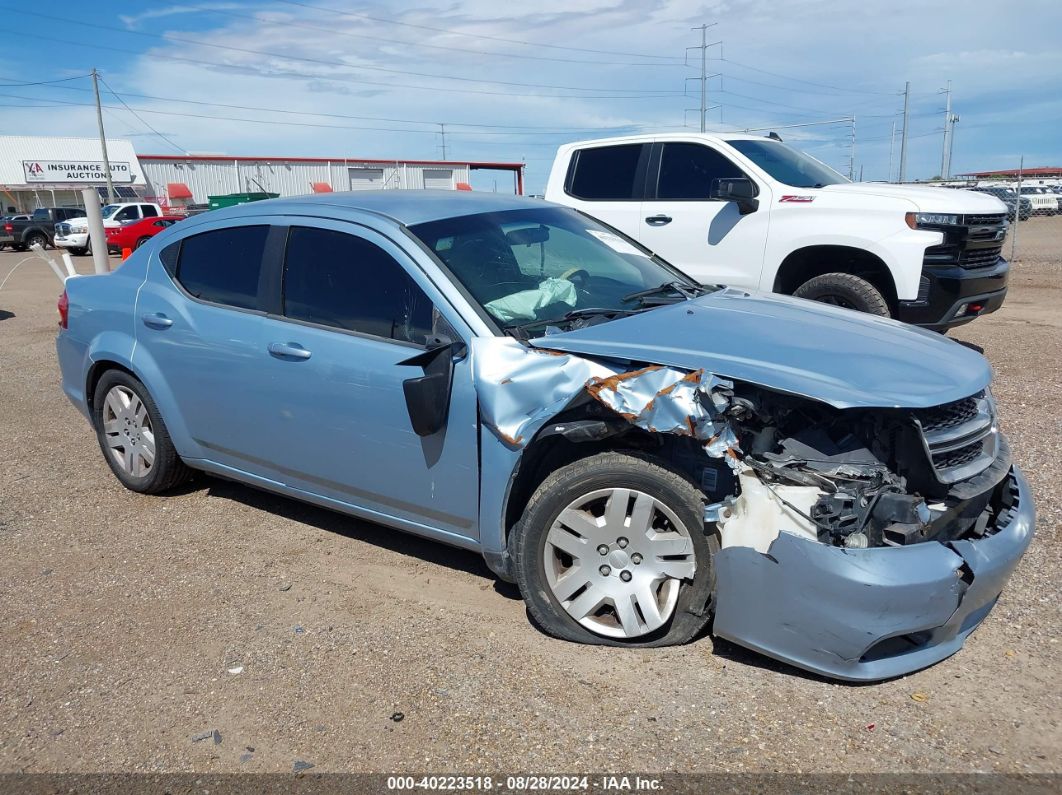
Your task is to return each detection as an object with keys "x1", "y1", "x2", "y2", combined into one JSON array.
[
  {"x1": 69, "y1": 247, "x2": 87, "y2": 256},
  {"x1": 135, "y1": 236, "x2": 151, "y2": 249},
  {"x1": 510, "y1": 452, "x2": 717, "y2": 648},
  {"x1": 92, "y1": 369, "x2": 191, "y2": 494},
  {"x1": 24, "y1": 232, "x2": 46, "y2": 249},
  {"x1": 793, "y1": 272, "x2": 890, "y2": 316},
  {"x1": 85, "y1": 239, "x2": 92, "y2": 256}
]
